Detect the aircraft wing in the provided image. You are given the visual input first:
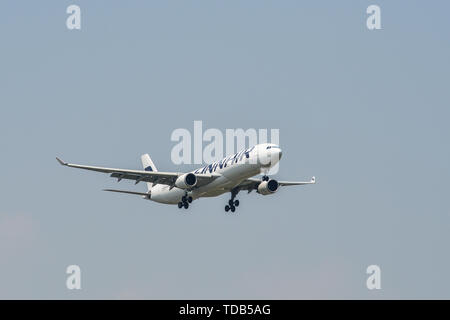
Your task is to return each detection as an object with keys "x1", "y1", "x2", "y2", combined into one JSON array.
[
  {"x1": 236, "y1": 176, "x2": 316, "y2": 192},
  {"x1": 56, "y1": 157, "x2": 219, "y2": 187}
]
